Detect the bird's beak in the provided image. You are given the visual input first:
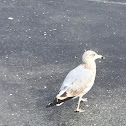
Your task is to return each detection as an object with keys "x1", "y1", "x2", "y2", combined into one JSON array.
[{"x1": 97, "y1": 55, "x2": 105, "y2": 59}]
